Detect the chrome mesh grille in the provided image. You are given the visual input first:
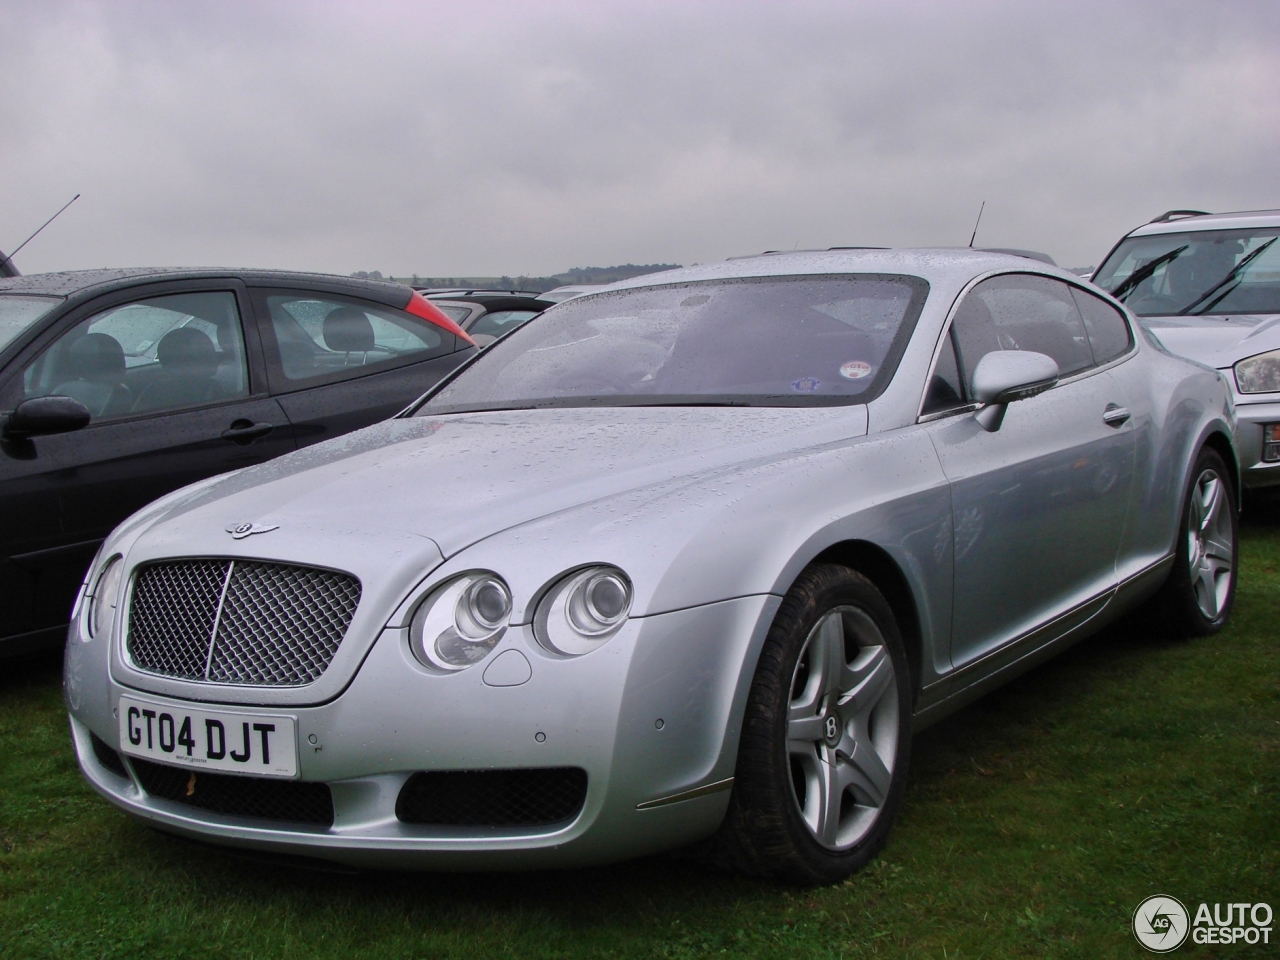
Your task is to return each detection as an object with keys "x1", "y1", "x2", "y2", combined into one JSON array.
[{"x1": 127, "y1": 560, "x2": 361, "y2": 686}]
